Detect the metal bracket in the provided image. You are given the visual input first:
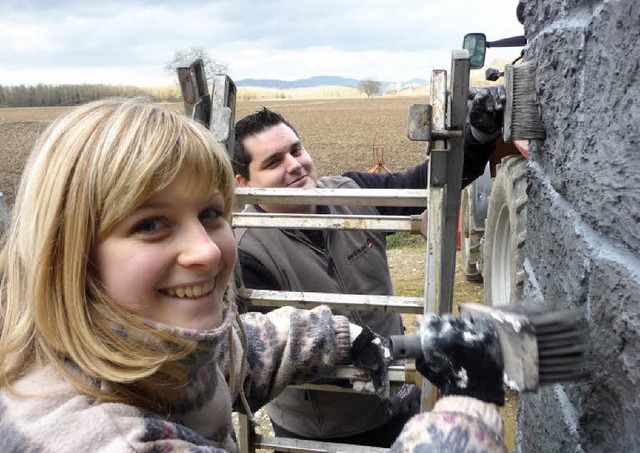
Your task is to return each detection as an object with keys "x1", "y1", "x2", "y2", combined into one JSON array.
[
  {"x1": 407, "y1": 104, "x2": 463, "y2": 143},
  {"x1": 407, "y1": 104, "x2": 432, "y2": 141},
  {"x1": 176, "y1": 61, "x2": 237, "y2": 159},
  {"x1": 211, "y1": 75, "x2": 237, "y2": 157},
  {"x1": 410, "y1": 209, "x2": 428, "y2": 238},
  {"x1": 177, "y1": 58, "x2": 211, "y2": 127}
]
